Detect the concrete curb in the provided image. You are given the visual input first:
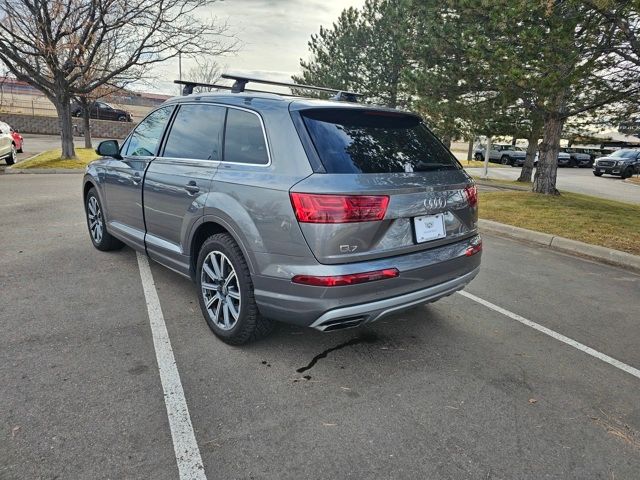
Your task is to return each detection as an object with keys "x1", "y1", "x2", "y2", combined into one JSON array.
[
  {"x1": 6, "y1": 167, "x2": 83, "y2": 174},
  {"x1": 478, "y1": 219, "x2": 640, "y2": 273}
]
